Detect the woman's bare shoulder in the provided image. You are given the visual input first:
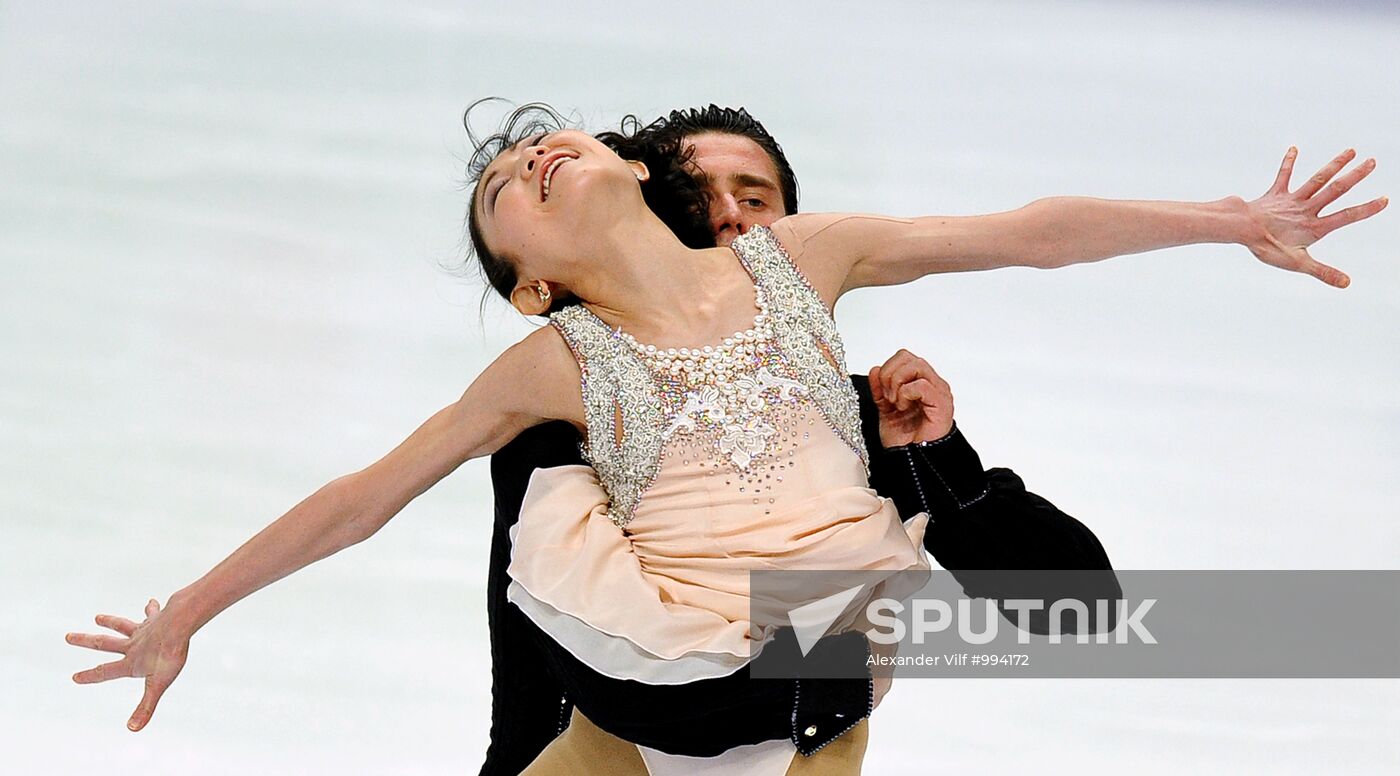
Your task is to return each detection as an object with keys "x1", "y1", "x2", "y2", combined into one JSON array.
[
  {"x1": 487, "y1": 323, "x2": 584, "y2": 427},
  {"x1": 769, "y1": 213, "x2": 918, "y2": 305}
]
